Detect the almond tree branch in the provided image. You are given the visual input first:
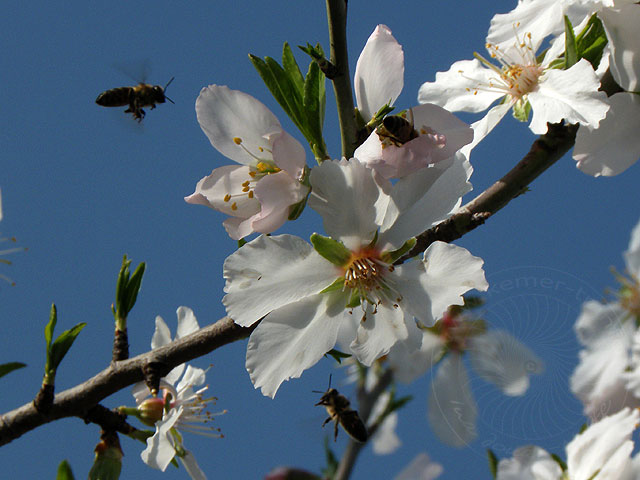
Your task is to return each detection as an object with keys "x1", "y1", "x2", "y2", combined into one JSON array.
[
  {"x1": 399, "y1": 121, "x2": 579, "y2": 262},
  {"x1": 0, "y1": 316, "x2": 255, "y2": 447},
  {"x1": 326, "y1": 0, "x2": 357, "y2": 159}
]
